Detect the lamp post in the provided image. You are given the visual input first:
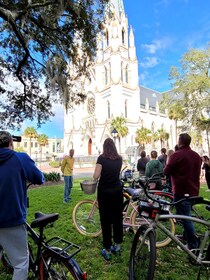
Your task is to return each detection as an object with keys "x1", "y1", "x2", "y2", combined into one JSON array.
[{"x1": 111, "y1": 128, "x2": 118, "y2": 144}]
